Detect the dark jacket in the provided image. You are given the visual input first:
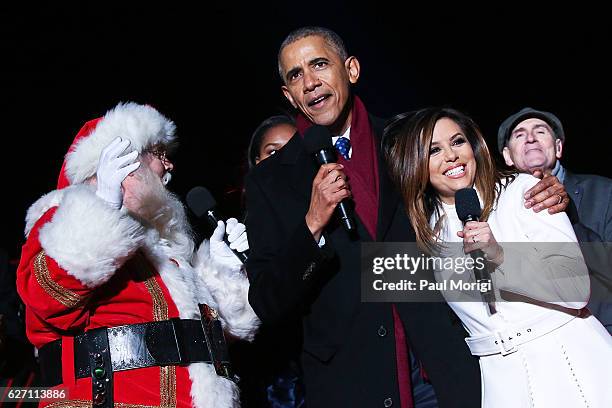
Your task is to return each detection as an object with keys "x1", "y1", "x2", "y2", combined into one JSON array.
[
  {"x1": 565, "y1": 170, "x2": 612, "y2": 332},
  {"x1": 245, "y1": 116, "x2": 480, "y2": 408},
  {"x1": 565, "y1": 170, "x2": 612, "y2": 242}
]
